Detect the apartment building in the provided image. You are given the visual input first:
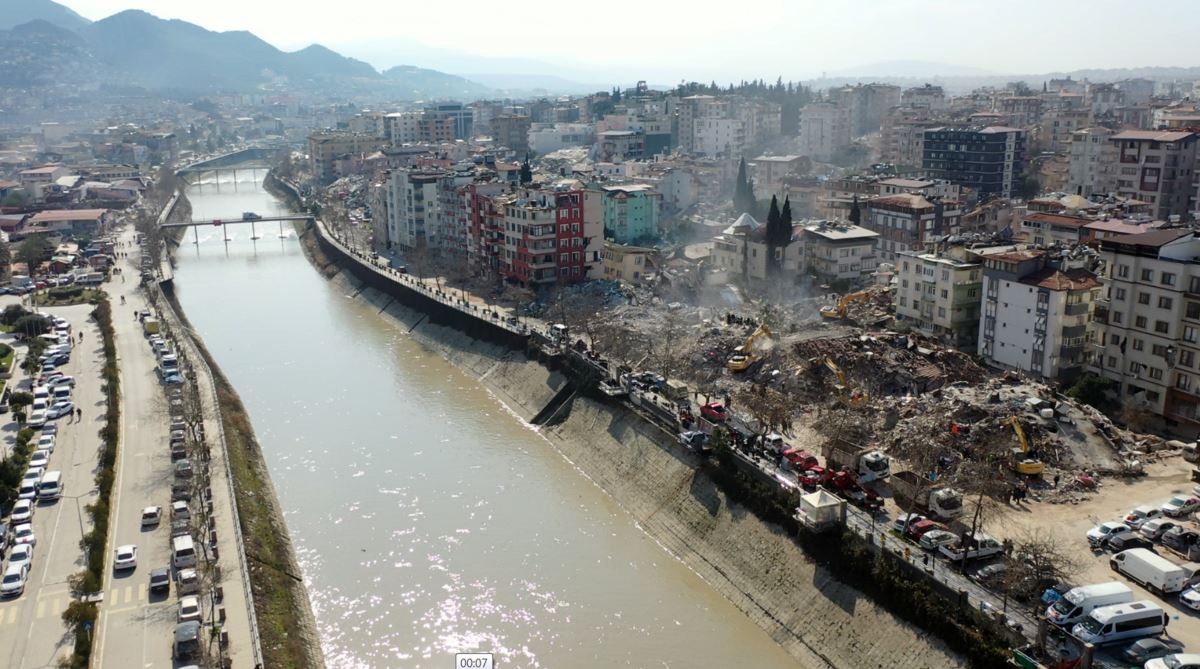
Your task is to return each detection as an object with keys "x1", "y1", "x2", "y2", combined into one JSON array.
[
  {"x1": 799, "y1": 221, "x2": 880, "y2": 285},
  {"x1": 894, "y1": 243, "x2": 985, "y2": 349},
  {"x1": 880, "y1": 110, "x2": 940, "y2": 167},
  {"x1": 1018, "y1": 212, "x2": 1090, "y2": 246},
  {"x1": 529, "y1": 123, "x2": 594, "y2": 154},
  {"x1": 1039, "y1": 108, "x2": 1092, "y2": 154},
  {"x1": 901, "y1": 84, "x2": 947, "y2": 111},
  {"x1": 979, "y1": 249, "x2": 1099, "y2": 381},
  {"x1": 308, "y1": 131, "x2": 383, "y2": 184},
  {"x1": 1109, "y1": 130, "x2": 1199, "y2": 221},
  {"x1": 386, "y1": 168, "x2": 442, "y2": 248},
  {"x1": 598, "y1": 184, "x2": 661, "y2": 243},
  {"x1": 997, "y1": 96, "x2": 1043, "y2": 129},
  {"x1": 864, "y1": 193, "x2": 962, "y2": 262},
  {"x1": 1067, "y1": 127, "x2": 1119, "y2": 197},
  {"x1": 596, "y1": 130, "x2": 645, "y2": 161},
  {"x1": 797, "y1": 102, "x2": 849, "y2": 162},
  {"x1": 692, "y1": 118, "x2": 746, "y2": 157},
  {"x1": 1090, "y1": 229, "x2": 1200, "y2": 428},
  {"x1": 922, "y1": 126, "x2": 1026, "y2": 198},
  {"x1": 490, "y1": 115, "x2": 532, "y2": 154},
  {"x1": 749, "y1": 155, "x2": 806, "y2": 194},
  {"x1": 601, "y1": 242, "x2": 656, "y2": 284},
  {"x1": 500, "y1": 185, "x2": 590, "y2": 286}
]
